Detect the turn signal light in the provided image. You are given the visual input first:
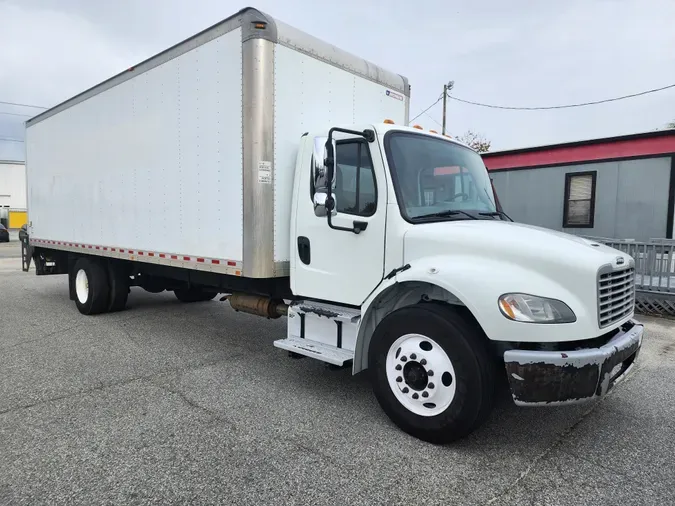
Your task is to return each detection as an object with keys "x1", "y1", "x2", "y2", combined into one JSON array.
[
  {"x1": 498, "y1": 299, "x2": 516, "y2": 319},
  {"x1": 413, "y1": 124, "x2": 423, "y2": 130}
]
